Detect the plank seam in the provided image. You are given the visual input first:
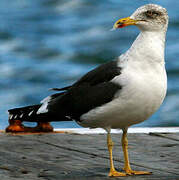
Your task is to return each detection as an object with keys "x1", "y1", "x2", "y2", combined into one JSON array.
[{"x1": 149, "y1": 133, "x2": 179, "y2": 142}]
